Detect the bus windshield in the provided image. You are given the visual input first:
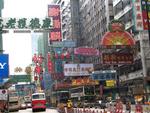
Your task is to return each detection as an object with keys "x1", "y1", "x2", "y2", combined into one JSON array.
[{"x1": 32, "y1": 93, "x2": 45, "y2": 100}]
